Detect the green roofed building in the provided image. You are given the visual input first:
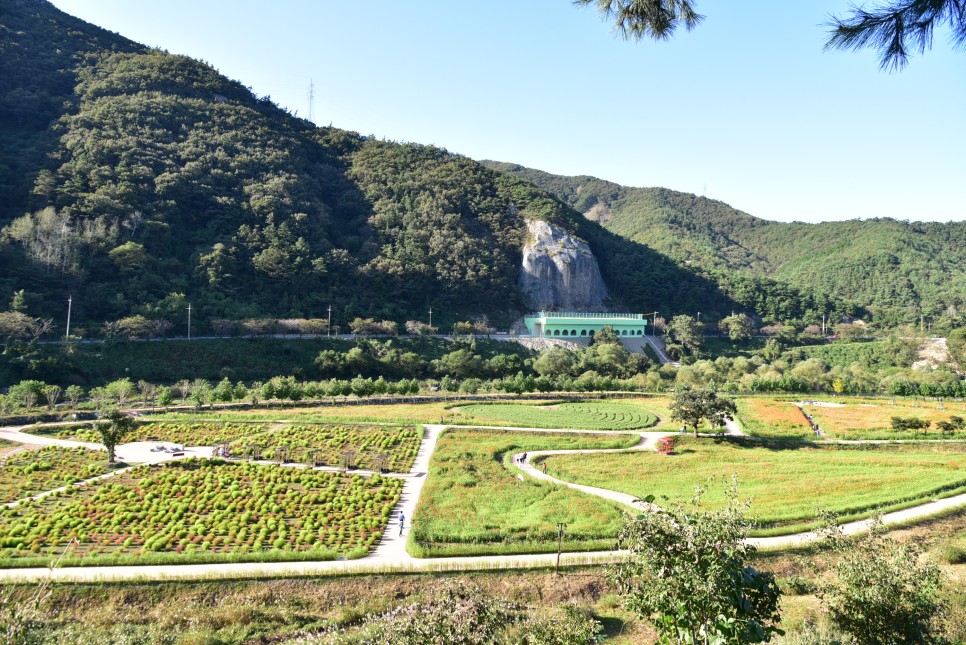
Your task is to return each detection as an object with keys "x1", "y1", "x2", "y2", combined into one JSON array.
[{"x1": 523, "y1": 312, "x2": 648, "y2": 338}]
